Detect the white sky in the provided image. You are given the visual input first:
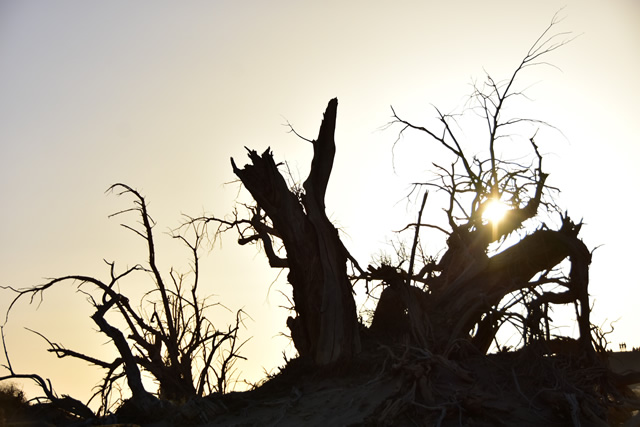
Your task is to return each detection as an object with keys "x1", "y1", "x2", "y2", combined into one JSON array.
[{"x1": 1, "y1": 0, "x2": 638, "y2": 402}]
